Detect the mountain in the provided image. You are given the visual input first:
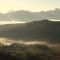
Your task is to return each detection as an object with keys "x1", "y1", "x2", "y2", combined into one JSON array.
[
  {"x1": 0, "y1": 8, "x2": 60, "y2": 22},
  {"x1": 0, "y1": 19, "x2": 60, "y2": 43},
  {"x1": 35, "y1": 8, "x2": 60, "y2": 20},
  {"x1": 5, "y1": 10, "x2": 39, "y2": 22}
]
